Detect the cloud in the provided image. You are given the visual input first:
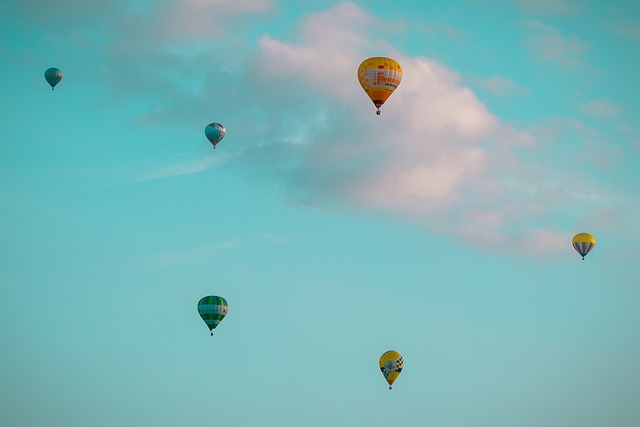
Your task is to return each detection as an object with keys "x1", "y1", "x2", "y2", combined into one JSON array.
[
  {"x1": 97, "y1": 0, "x2": 275, "y2": 101},
  {"x1": 528, "y1": 116, "x2": 624, "y2": 169},
  {"x1": 606, "y1": 19, "x2": 640, "y2": 41},
  {"x1": 134, "y1": 155, "x2": 224, "y2": 182},
  {"x1": 470, "y1": 75, "x2": 529, "y2": 97},
  {"x1": 147, "y1": 0, "x2": 274, "y2": 42},
  {"x1": 579, "y1": 100, "x2": 620, "y2": 118},
  {"x1": 514, "y1": 0, "x2": 582, "y2": 15},
  {"x1": 417, "y1": 21, "x2": 466, "y2": 41},
  {"x1": 156, "y1": 238, "x2": 243, "y2": 265},
  {"x1": 524, "y1": 20, "x2": 589, "y2": 67},
  {"x1": 122, "y1": 2, "x2": 622, "y2": 255},
  {"x1": 456, "y1": 225, "x2": 570, "y2": 255},
  {"x1": 247, "y1": 4, "x2": 599, "y2": 254},
  {"x1": 74, "y1": 154, "x2": 229, "y2": 191},
  {"x1": 152, "y1": 233, "x2": 287, "y2": 265},
  {"x1": 15, "y1": 1, "x2": 628, "y2": 255}
]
